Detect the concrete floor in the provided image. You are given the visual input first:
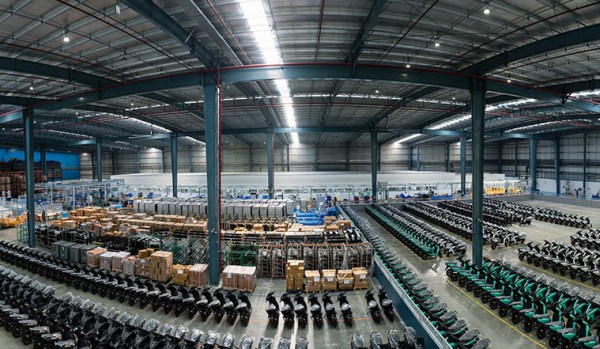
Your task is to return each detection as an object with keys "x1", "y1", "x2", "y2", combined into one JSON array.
[
  {"x1": 0, "y1": 230, "x2": 401, "y2": 349},
  {"x1": 0, "y1": 199, "x2": 597, "y2": 348}
]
